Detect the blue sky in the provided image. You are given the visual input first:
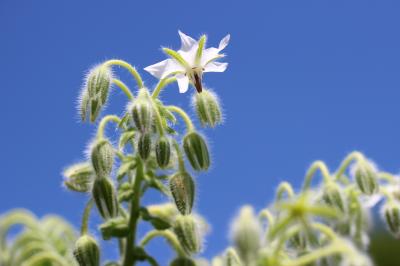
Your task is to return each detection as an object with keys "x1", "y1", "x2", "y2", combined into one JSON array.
[{"x1": 1, "y1": 0, "x2": 400, "y2": 264}]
